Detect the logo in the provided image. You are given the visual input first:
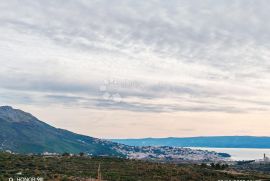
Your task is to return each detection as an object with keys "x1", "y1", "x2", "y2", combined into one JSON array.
[{"x1": 99, "y1": 80, "x2": 122, "y2": 103}]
